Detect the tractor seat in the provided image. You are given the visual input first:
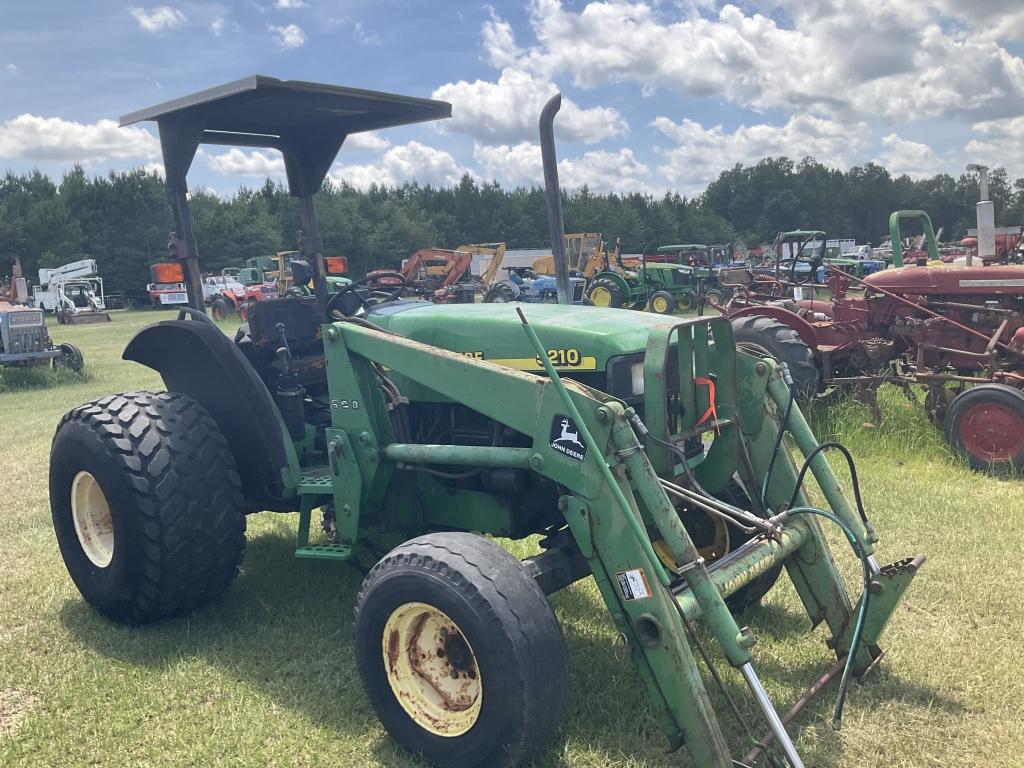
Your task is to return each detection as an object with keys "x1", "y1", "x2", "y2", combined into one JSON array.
[
  {"x1": 234, "y1": 297, "x2": 329, "y2": 394},
  {"x1": 243, "y1": 297, "x2": 323, "y2": 355}
]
